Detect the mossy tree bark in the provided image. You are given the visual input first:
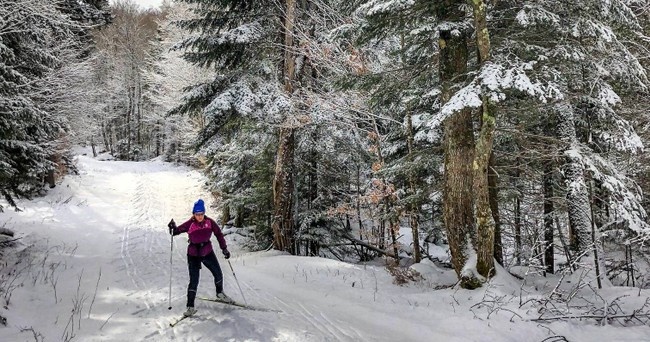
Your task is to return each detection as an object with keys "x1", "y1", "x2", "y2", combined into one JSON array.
[{"x1": 472, "y1": 0, "x2": 497, "y2": 279}]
